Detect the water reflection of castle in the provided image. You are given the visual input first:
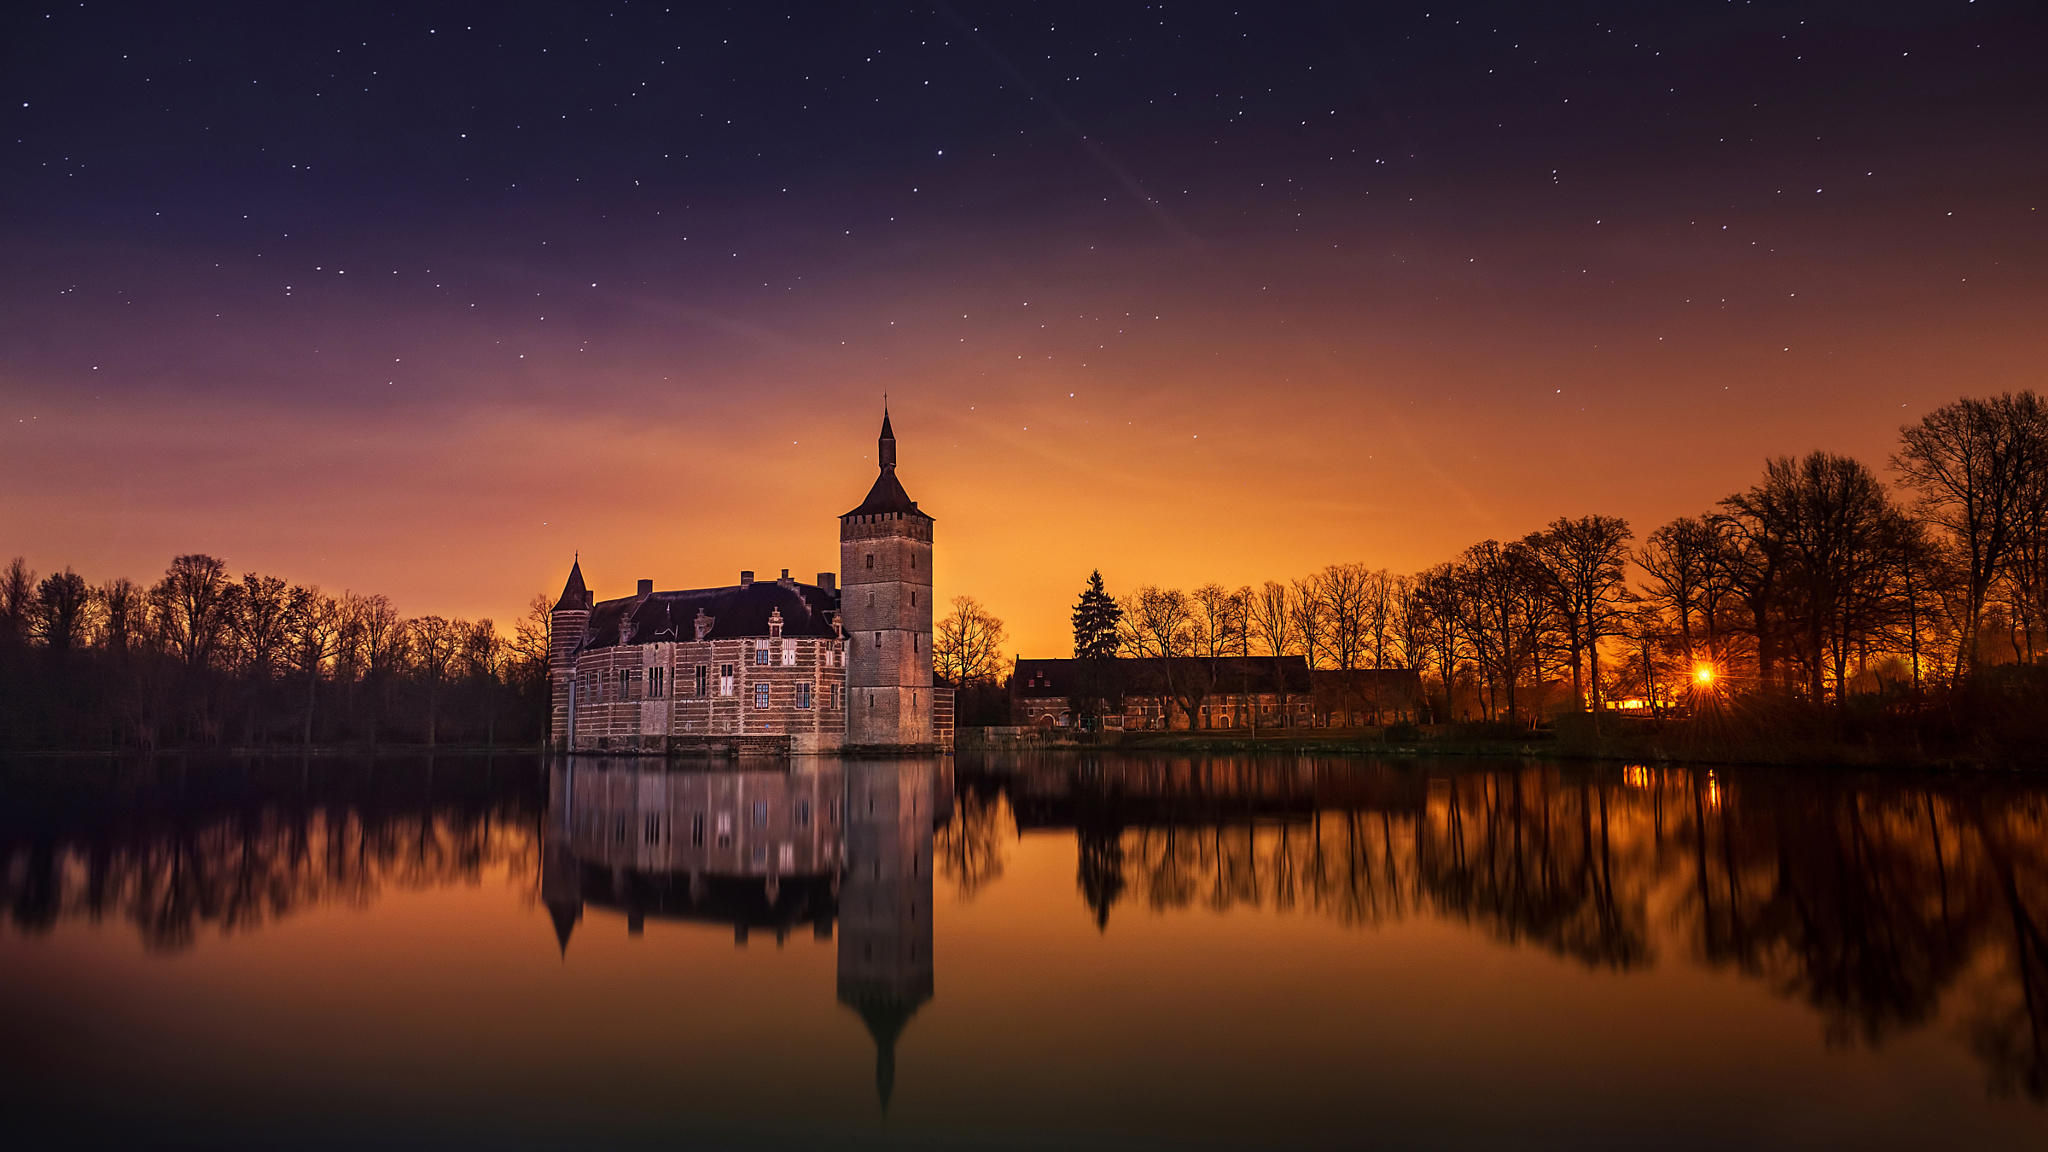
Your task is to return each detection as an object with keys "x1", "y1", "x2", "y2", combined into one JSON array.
[{"x1": 540, "y1": 757, "x2": 949, "y2": 1109}]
